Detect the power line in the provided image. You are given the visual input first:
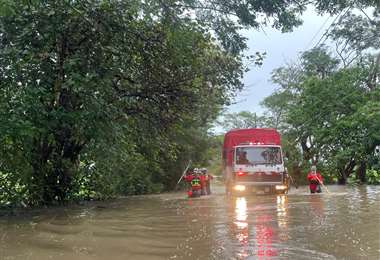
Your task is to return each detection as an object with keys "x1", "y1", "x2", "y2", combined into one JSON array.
[
  {"x1": 286, "y1": 6, "x2": 353, "y2": 69},
  {"x1": 312, "y1": 7, "x2": 352, "y2": 49},
  {"x1": 304, "y1": 15, "x2": 332, "y2": 50},
  {"x1": 359, "y1": 7, "x2": 373, "y2": 22}
]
